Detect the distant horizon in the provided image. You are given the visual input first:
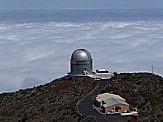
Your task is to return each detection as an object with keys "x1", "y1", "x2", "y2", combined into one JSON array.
[
  {"x1": 1, "y1": 0, "x2": 163, "y2": 11},
  {"x1": 1, "y1": 8, "x2": 163, "y2": 11}
]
